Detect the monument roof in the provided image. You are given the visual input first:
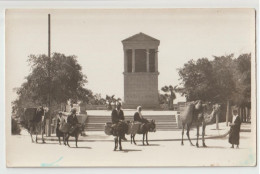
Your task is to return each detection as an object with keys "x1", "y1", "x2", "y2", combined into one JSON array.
[{"x1": 122, "y1": 32, "x2": 160, "y2": 43}]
